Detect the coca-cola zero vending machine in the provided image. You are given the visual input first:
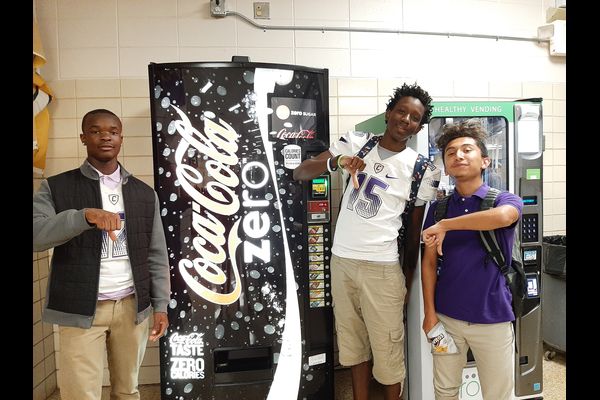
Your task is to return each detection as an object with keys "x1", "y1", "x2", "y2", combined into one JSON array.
[{"x1": 148, "y1": 60, "x2": 334, "y2": 399}]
